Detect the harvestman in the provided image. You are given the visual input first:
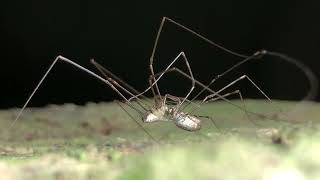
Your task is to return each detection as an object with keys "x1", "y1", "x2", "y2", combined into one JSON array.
[{"x1": 11, "y1": 17, "x2": 318, "y2": 141}]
